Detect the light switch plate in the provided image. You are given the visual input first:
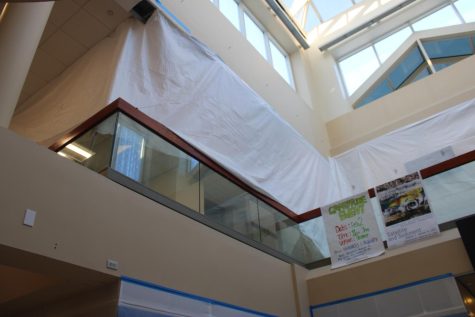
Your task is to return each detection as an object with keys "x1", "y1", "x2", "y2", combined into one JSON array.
[
  {"x1": 24, "y1": 209, "x2": 36, "y2": 227},
  {"x1": 106, "y1": 259, "x2": 119, "y2": 270}
]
